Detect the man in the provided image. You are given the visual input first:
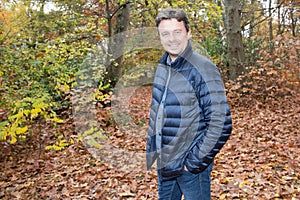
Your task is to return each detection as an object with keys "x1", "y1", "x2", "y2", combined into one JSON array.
[{"x1": 146, "y1": 8, "x2": 232, "y2": 200}]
